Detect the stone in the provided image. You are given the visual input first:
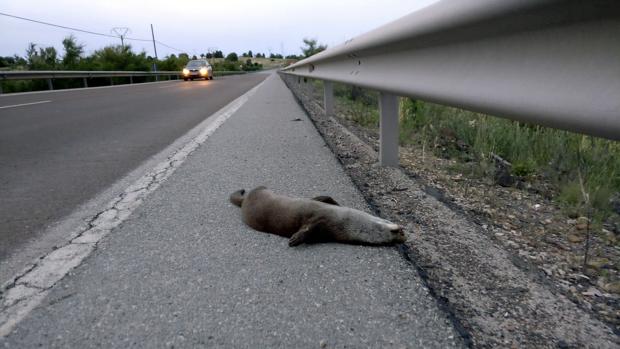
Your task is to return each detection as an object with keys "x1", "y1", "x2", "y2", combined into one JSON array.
[
  {"x1": 584, "y1": 268, "x2": 599, "y2": 278},
  {"x1": 586, "y1": 257, "x2": 611, "y2": 270},
  {"x1": 576, "y1": 216, "x2": 590, "y2": 231},
  {"x1": 495, "y1": 167, "x2": 515, "y2": 187},
  {"x1": 582, "y1": 287, "x2": 603, "y2": 297},
  {"x1": 602, "y1": 229, "x2": 617, "y2": 245},
  {"x1": 602, "y1": 281, "x2": 620, "y2": 294},
  {"x1": 567, "y1": 233, "x2": 585, "y2": 243}
]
